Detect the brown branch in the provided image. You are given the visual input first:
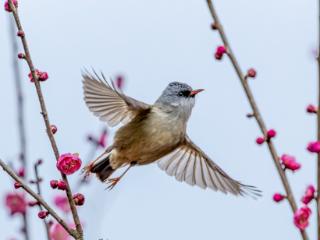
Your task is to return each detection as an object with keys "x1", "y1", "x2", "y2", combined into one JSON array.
[
  {"x1": 8, "y1": 16, "x2": 30, "y2": 240},
  {"x1": 317, "y1": 0, "x2": 320, "y2": 239},
  {"x1": 205, "y1": 1, "x2": 308, "y2": 239},
  {"x1": 0, "y1": 158, "x2": 76, "y2": 238},
  {"x1": 7, "y1": 1, "x2": 83, "y2": 239},
  {"x1": 33, "y1": 161, "x2": 51, "y2": 240}
]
